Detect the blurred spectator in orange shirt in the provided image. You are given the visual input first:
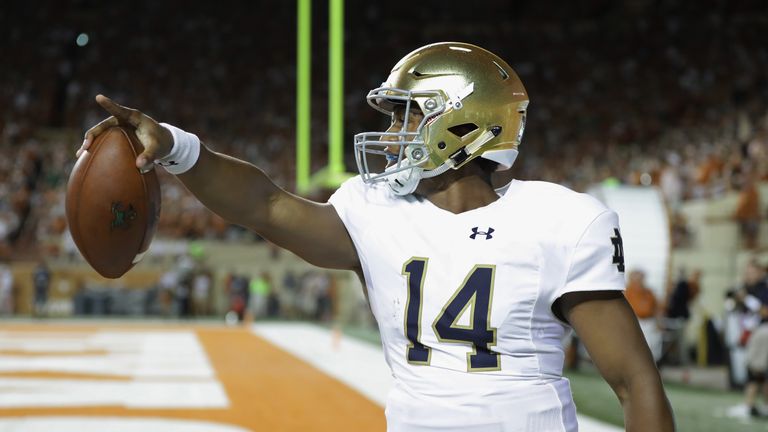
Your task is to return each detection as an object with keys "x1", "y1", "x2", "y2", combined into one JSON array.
[
  {"x1": 695, "y1": 152, "x2": 724, "y2": 187},
  {"x1": 626, "y1": 270, "x2": 659, "y2": 319},
  {"x1": 734, "y1": 171, "x2": 761, "y2": 250}
]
